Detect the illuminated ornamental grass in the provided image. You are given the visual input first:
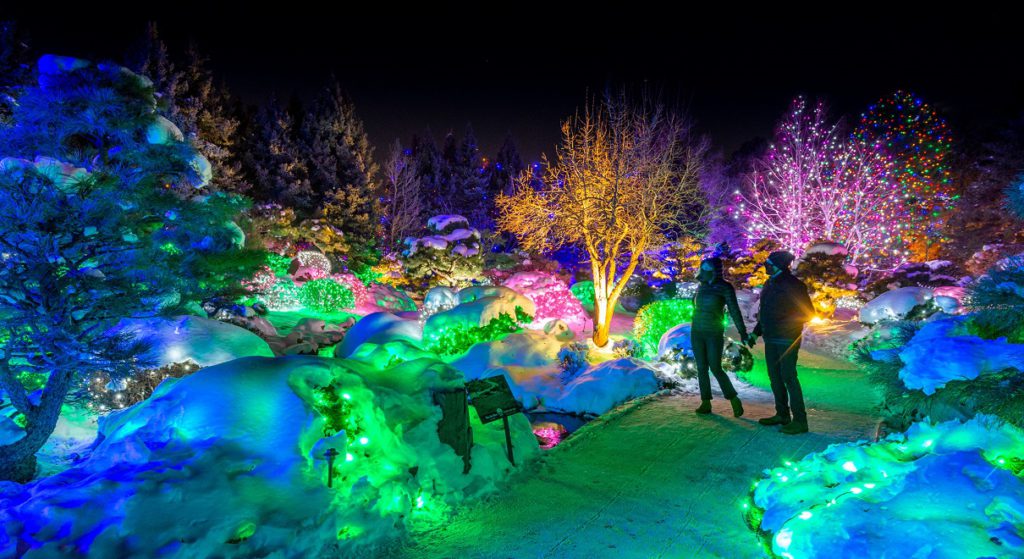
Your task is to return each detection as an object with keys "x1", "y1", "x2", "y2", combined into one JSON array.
[
  {"x1": 423, "y1": 307, "x2": 532, "y2": 357},
  {"x1": 633, "y1": 299, "x2": 696, "y2": 358},
  {"x1": 743, "y1": 416, "x2": 1024, "y2": 559},
  {"x1": 299, "y1": 278, "x2": 356, "y2": 313}
]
